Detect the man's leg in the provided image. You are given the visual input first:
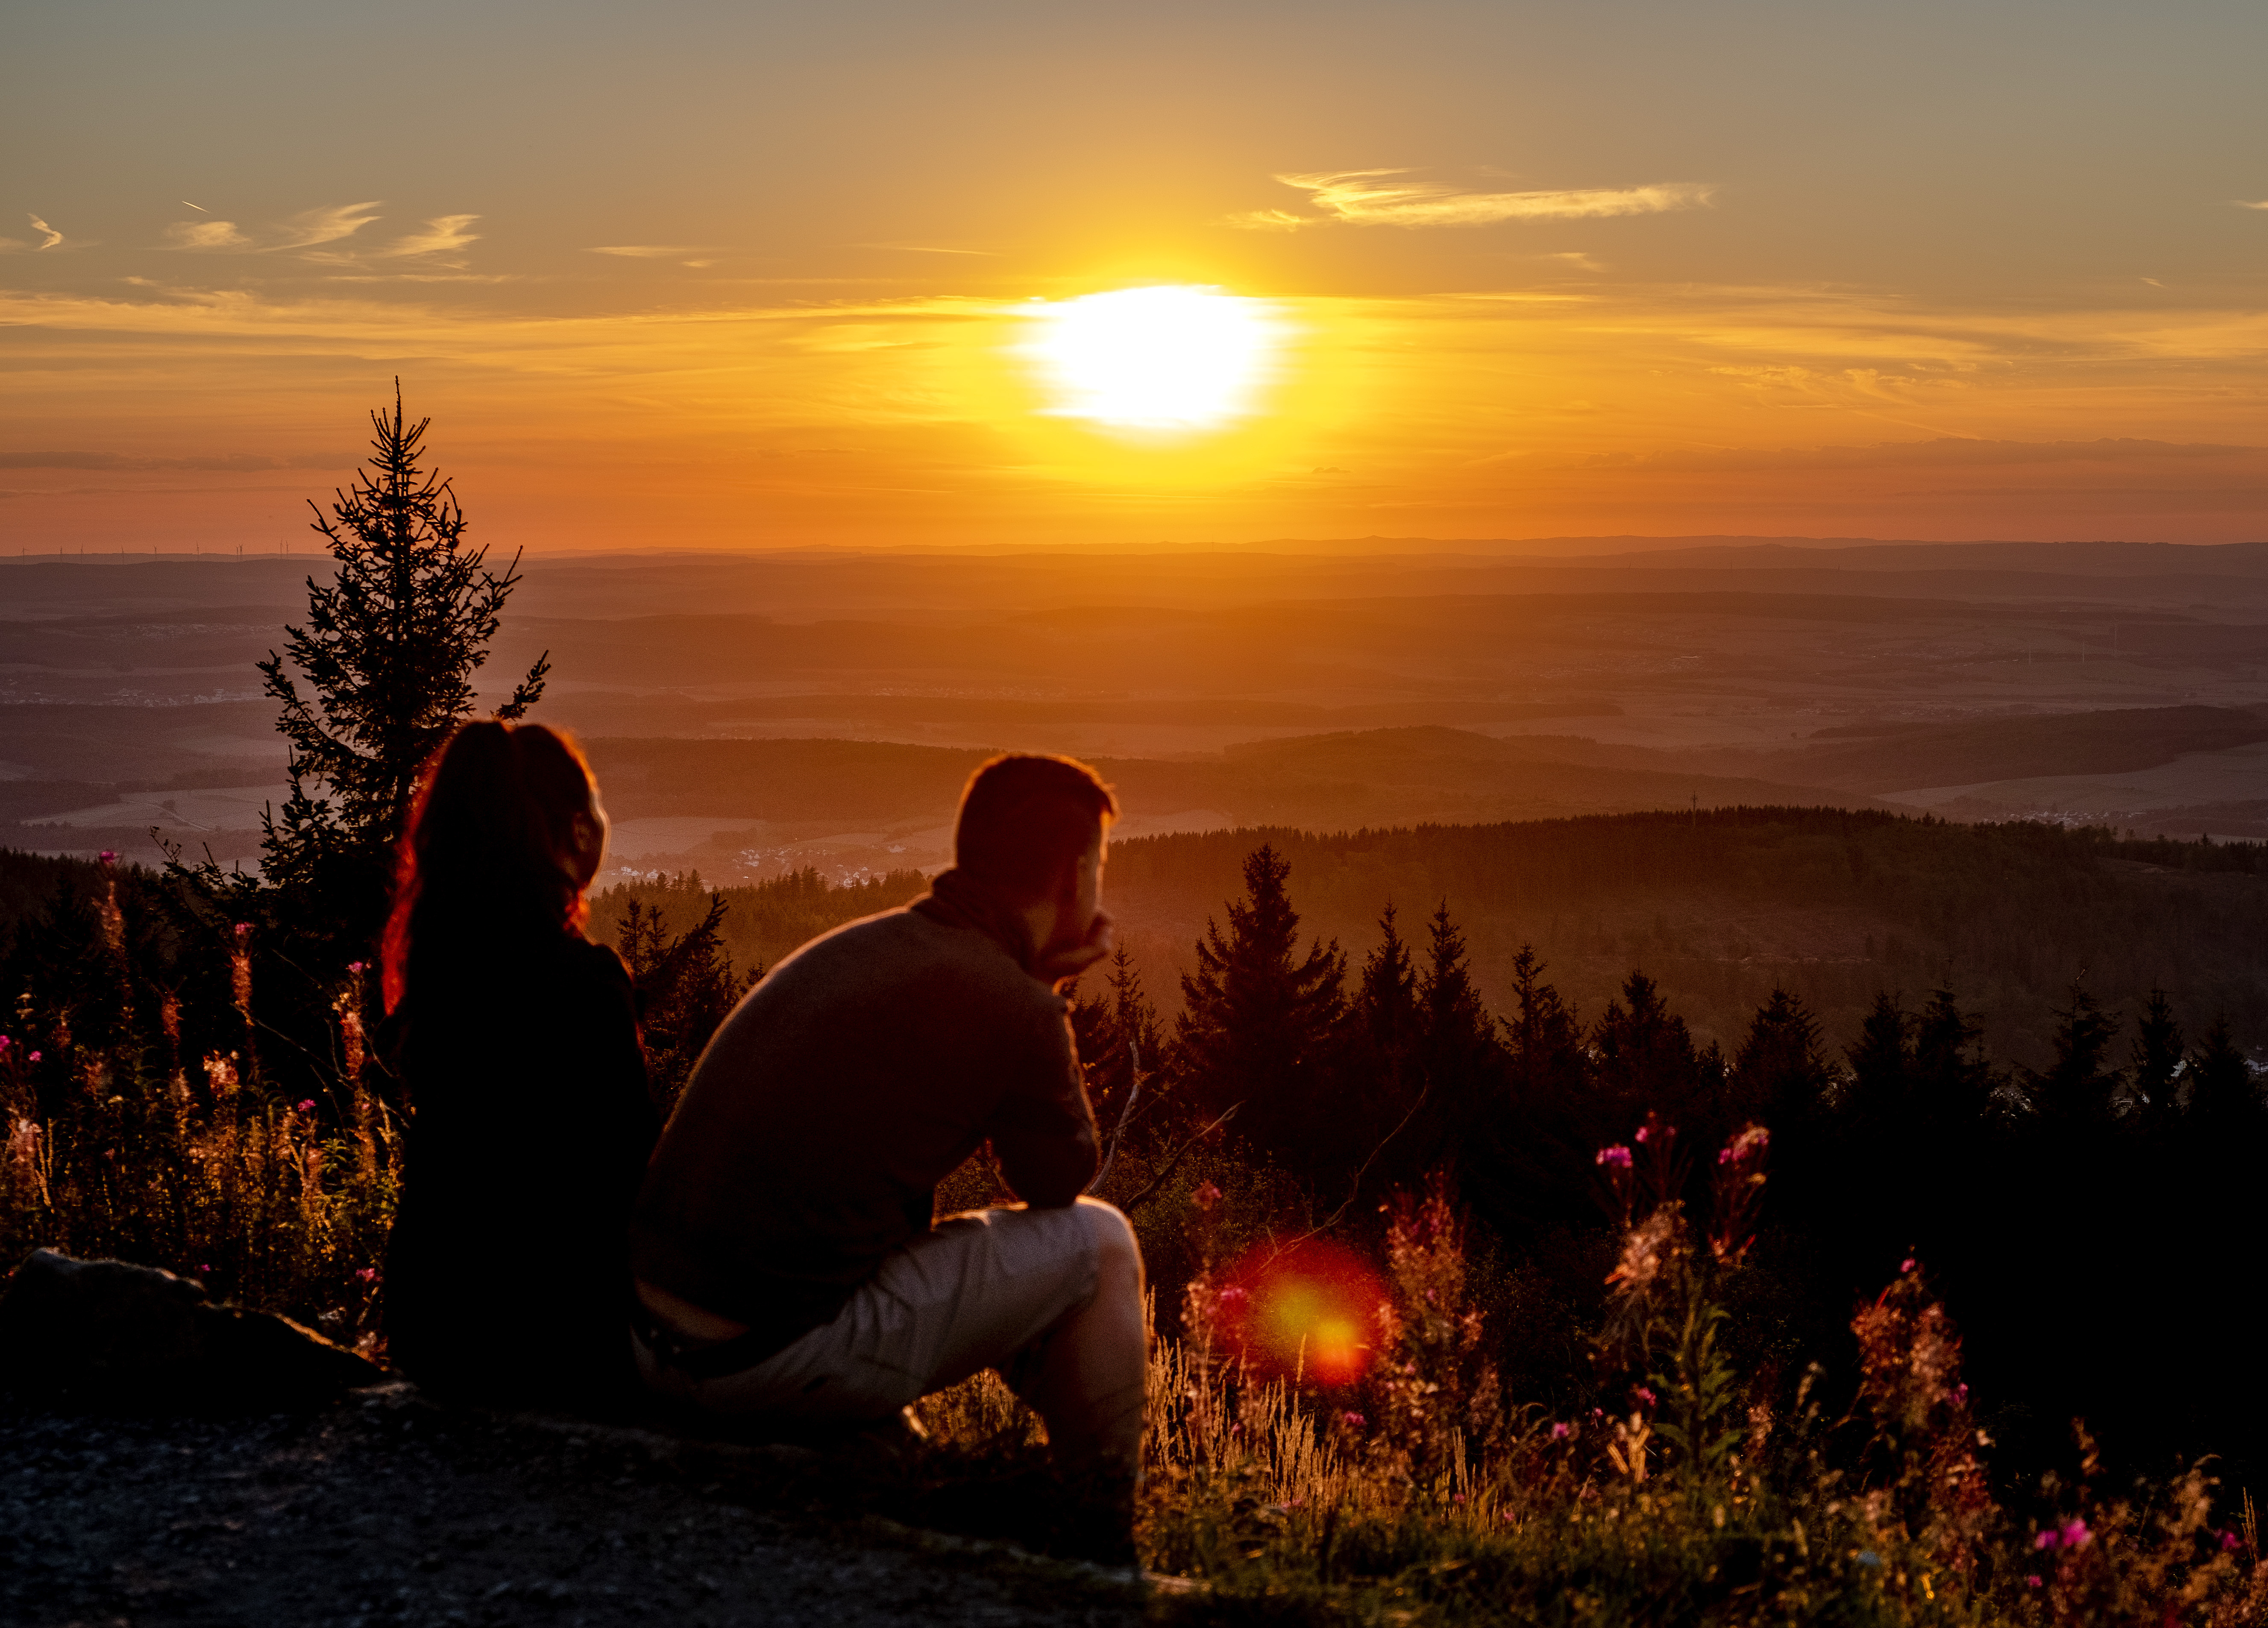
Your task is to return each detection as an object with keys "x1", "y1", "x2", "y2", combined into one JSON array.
[{"x1": 1019, "y1": 1197, "x2": 1147, "y2": 1472}]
